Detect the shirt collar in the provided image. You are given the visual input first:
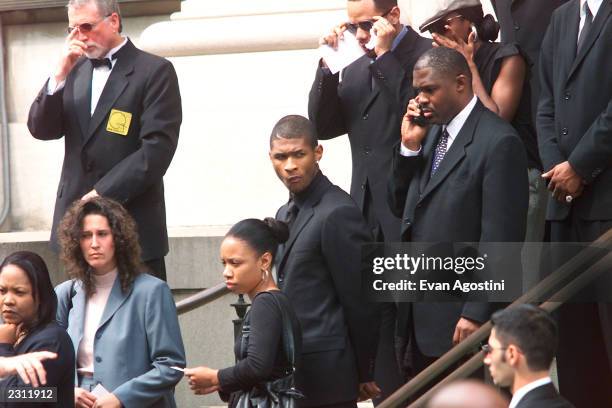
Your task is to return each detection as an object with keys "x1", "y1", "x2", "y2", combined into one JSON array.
[
  {"x1": 444, "y1": 95, "x2": 478, "y2": 143},
  {"x1": 509, "y1": 377, "x2": 552, "y2": 408},
  {"x1": 293, "y1": 170, "x2": 324, "y2": 208},
  {"x1": 103, "y1": 37, "x2": 128, "y2": 64},
  {"x1": 391, "y1": 25, "x2": 407, "y2": 51},
  {"x1": 581, "y1": 0, "x2": 604, "y2": 18}
]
